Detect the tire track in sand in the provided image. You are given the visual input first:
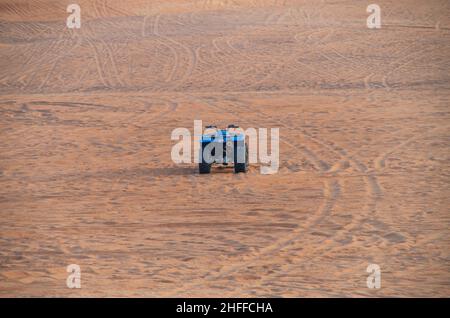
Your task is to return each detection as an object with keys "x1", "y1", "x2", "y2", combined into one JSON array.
[
  {"x1": 196, "y1": 96, "x2": 392, "y2": 293},
  {"x1": 37, "y1": 28, "x2": 83, "y2": 91},
  {"x1": 224, "y1": 96, "x2": 385, "y2": 254},
  {"x1": 152, "y1": 14, "x2": 197, "y2": 91},
  {"x1": 248, "y1": 124, "x2": 443, "y2": 291},
  {"x1": 374, "y1": 125, "x2": 449, "y2": 170},
  {"x1": 165, "y1": 94, "x2": 342, "y2": 296},
  {"x1": 92, "y1": 0, "x2": 125, "y2": 87}
]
